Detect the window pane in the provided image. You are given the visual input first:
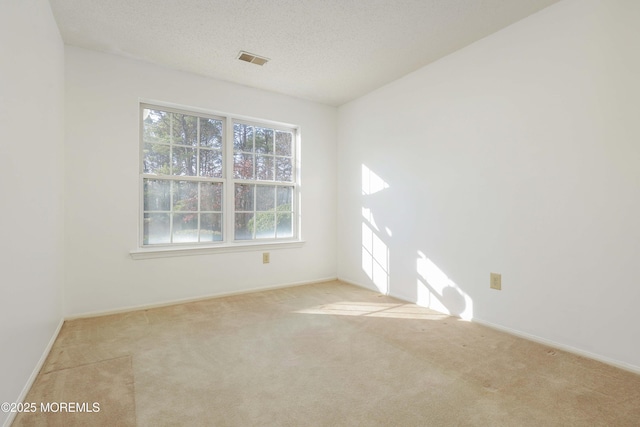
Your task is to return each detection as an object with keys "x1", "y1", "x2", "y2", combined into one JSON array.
[
  {"x1": 256, "y1": 185, "x2": 275, "y2": 211},
  {"x1": 276, "y1": 212, "x2": 293, "y2": 238},
  {"x1": 144, "y1": 179, "x2": 170, "y2": 211},
  {"x1": 200, "y1": 213, "x2": 223, "y2": 242},
  {"x1": 200, "y1": 182, "x2": 223, "y2": 211},
  {"x1": 276, "y1": 186, "x2": 292, "y2": 209},
  {"x1": 174, "y1": 181, "x2": 198, "y2": 211},
  {"x1": 199, "y1": 149, "x2": 223, "y2": 178},
  {"x1": 172, "y1": 147, "x2": 197, "y2": 176},
  {"x1": 173, "y1": 213, "x2": 198, "y2": 243},
  {"x1": 172, "y1": 114, "x2": 197, "y2": 146},
  {"x1": 275, "y1": 131, "x2": 292, "y2": 156},
  {"x1": 234, "y1": 153, "x2": 254, "y2": 179},
  {"x1": 255, "y1": 127, "x2": 273, "y2": 154},
  {"x1": 200, "y1": 118, "x2": 222, "y2": 149},
  {"x1": 234, "y1": 123, "x2": 253, "y2": 152},
  {"x1": 143, "y1": 143, "x2": 170, "y2": 175},
  {"x1": 256, "y1": 155, "x2": 274, "y2": 181},
  {"x1": 235, "y1": 213, "x2": 254, "y2": 240},
  {"x1": 235, "y1": 184, "x2": 254, "y2": 211},
  {"x1": 276, "y1": 157, "x2": 293, "y2": 182},
  {"x1": 144, "y1": 213, "x2": 170, "y2": 245},
  {"x1": 254, "y1": 213, "x2": 276, "y2": 239},
  {"x1": 143, "y1": 109, "x2": 171, "y2": 144}
]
